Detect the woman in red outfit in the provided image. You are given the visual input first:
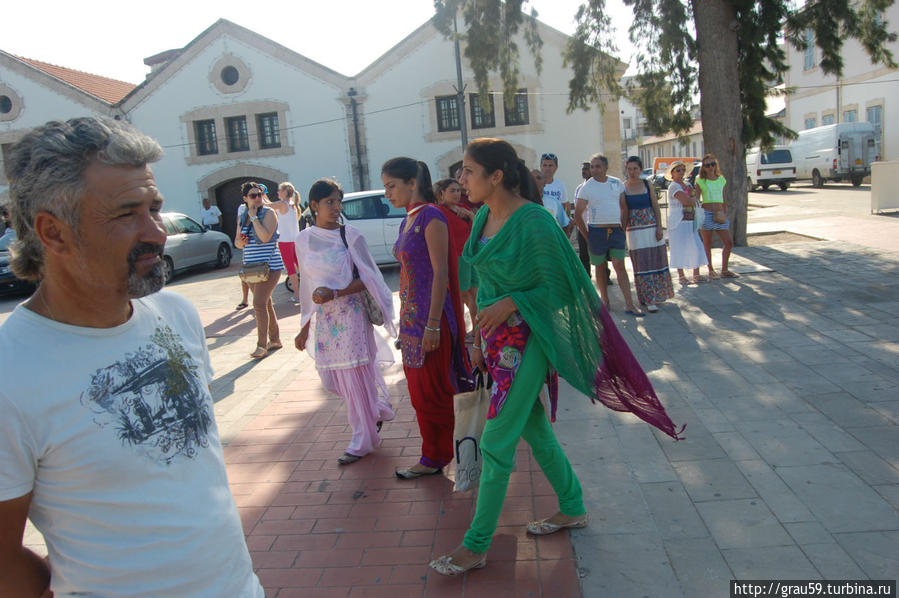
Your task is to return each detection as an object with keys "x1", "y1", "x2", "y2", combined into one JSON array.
[{"x1": 435, "y1": 178, "x2": 477, "y2": 331}]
